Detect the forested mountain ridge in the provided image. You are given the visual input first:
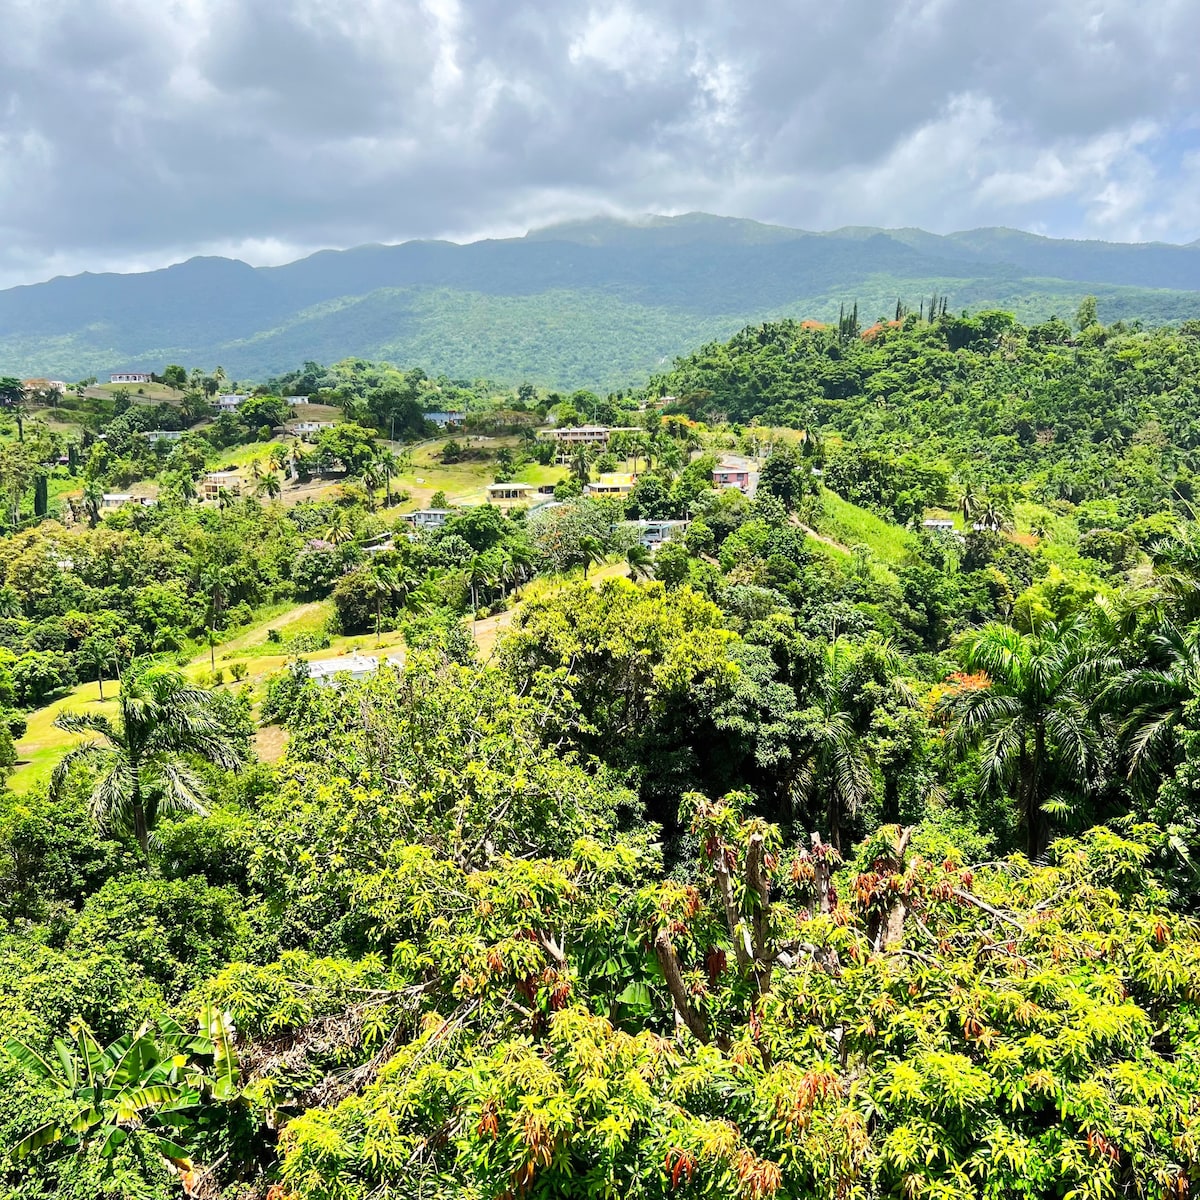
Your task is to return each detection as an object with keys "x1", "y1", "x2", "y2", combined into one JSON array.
[{"x1": 4, "y1": 213, "x2": 1200, "y2": 388}]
